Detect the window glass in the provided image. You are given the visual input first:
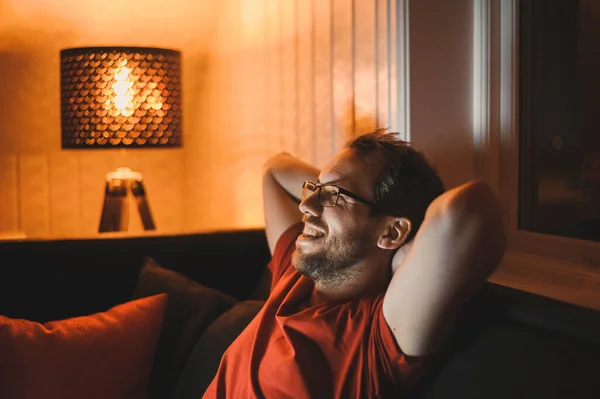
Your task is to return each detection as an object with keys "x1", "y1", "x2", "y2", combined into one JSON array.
[{"x1": 518, "y1": 0, "x2": 599, "y2": 242}]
